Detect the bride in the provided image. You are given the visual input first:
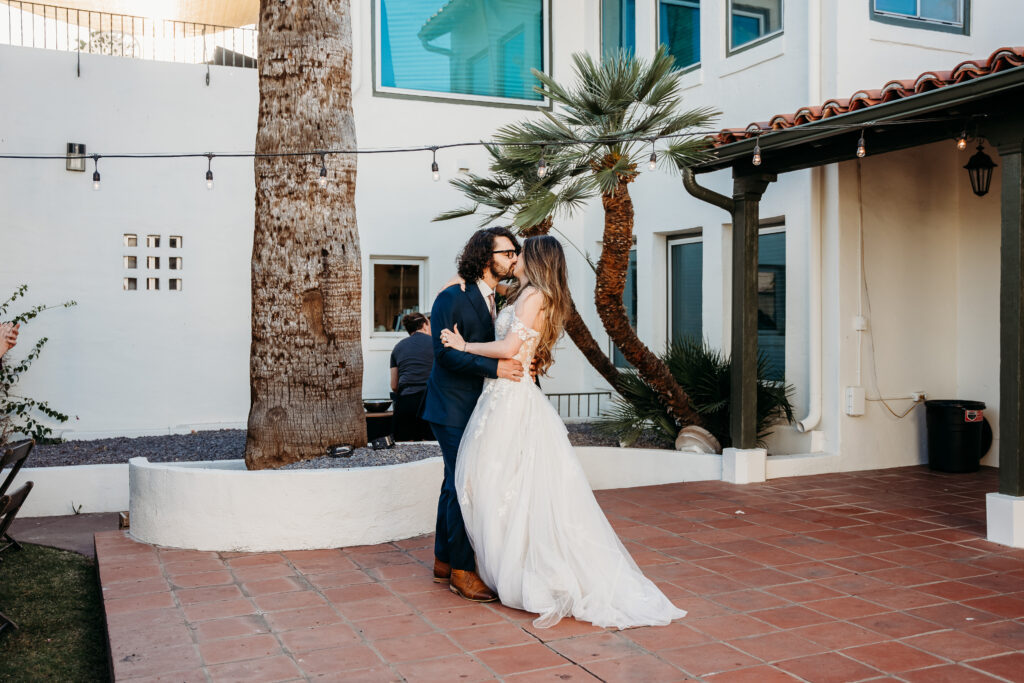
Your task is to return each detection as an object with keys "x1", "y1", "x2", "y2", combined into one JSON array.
[{"x1": 439, "y1": 235, "x2": 686, "y2": 629}]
